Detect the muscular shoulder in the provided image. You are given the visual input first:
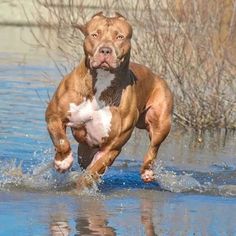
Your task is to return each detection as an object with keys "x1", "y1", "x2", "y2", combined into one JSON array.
[
  {"x1": 129, "y1": 62, "x2": 160, "y2": 82},
  {"x1": 46, "y1": 59, "x2": 90, "y2": 118}
]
